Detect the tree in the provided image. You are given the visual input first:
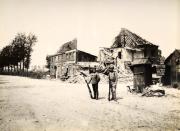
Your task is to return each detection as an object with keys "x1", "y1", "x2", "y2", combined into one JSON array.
[
  {"x1": 0, "y1": 33, "x2": 37, "y2": 76},
  {"x1": 11, "y1": 33, "x2": 27, "y2": 72},
  {"x1": 24, "y1": 33, "x2": 37, "y2": 72},
  {"x1": 0, "y1": 50, "x2": 3, "y2": 72},
  {"x1": 45, "y1": 55, "x2": 51, "y2": 73},
  {"x1": 11, "y1": 33, "x2": 37, "y2": 74},
  {"x1": 0, "y1": 45, "x2": 13, "y2": 73}
]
